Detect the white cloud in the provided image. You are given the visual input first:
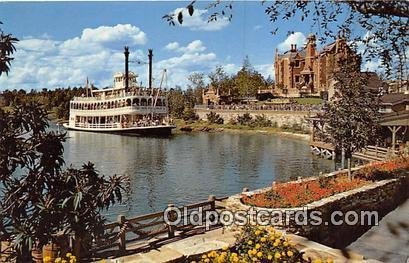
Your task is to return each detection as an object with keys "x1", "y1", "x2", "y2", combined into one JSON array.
[
  {"x1": 223, "y1": 63, "x2": 240, "y2": 75},
  {"x1": 81, "y1": 24, "x2": 146, "y2": 45},
  {"x1": 0, "y1": 24, "x2": 147, "y2": 90},
  {"x1": 165, "y1": 41, "x2": 180, "y2": 51},
  {"x1": 1, "y1": 23, "x2": 274, "y2": 91},
  {"x1": 164, "y1": 40, "x2": 206, "y2": 54},
  {"x1": 277, "y1": 32, "x2": 306, "y2": 52},
  {"x1": 173, "y1": 8, "x2": 230, "y2": 31},
  {"x1": 254, "y1": 64, "x2": 274, "y2": 80},
  {"x1": 178, "y1": 40, "x2": 206, "y2": 54}
]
